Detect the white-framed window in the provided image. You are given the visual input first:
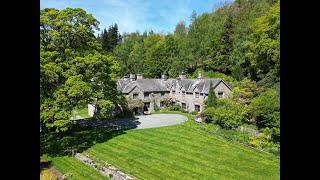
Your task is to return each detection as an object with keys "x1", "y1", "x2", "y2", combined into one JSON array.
[
  {"x1": 195, "y1": 92, "x2": 199, "y2": 98},
  {"x1": 161, "y1": 92, "x2": 165, "y2": 96},
  {"x1": 194, "y1": 105, "x2": 200, "y2": 112},
  {"x1": 182, "y1": 103, "x2": 186, "y2": 110},
  {"x1": 144, "y1": 102, "x2": 150, "y2": 108},
  {"x1": 172, "y1": 91, "x2": 175, "y2": 96},
  {"x1": 144, "y1": 93, "x2": 149, "y2": 98},
  {"x1": 182, "y1": 91, "x2": 185, "y2": 97},
  {"x1": 160, "y1": 101, "x2": 164, "y2": 107},
  {"x1": 218, "y1": 92, "x2": 224, "y2": 98},
  {"x1": 133, "y1": 93, "x2": 139, "y2": 99}
]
